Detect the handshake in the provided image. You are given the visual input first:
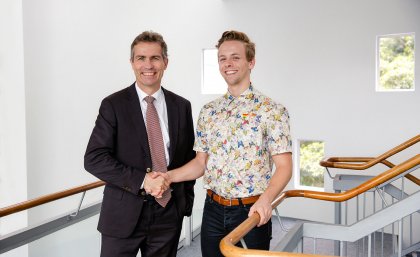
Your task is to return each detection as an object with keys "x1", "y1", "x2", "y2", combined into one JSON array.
[{"x1": 143, "y1": 171, "x2": 172, "y2": 198}]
